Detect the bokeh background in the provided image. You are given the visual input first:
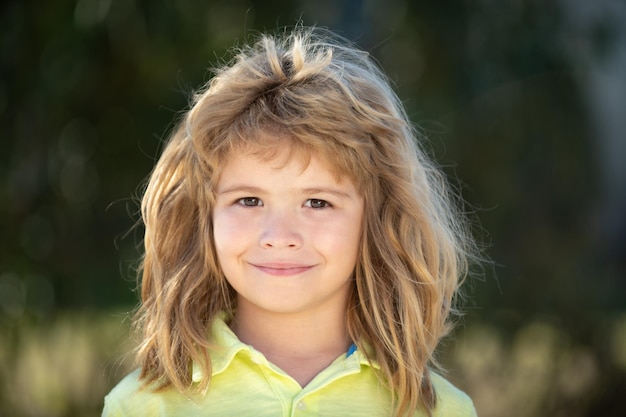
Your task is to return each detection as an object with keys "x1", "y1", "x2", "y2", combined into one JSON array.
[{"x1": 1, "y1": 0, "x2": 625, "y2": 416}]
